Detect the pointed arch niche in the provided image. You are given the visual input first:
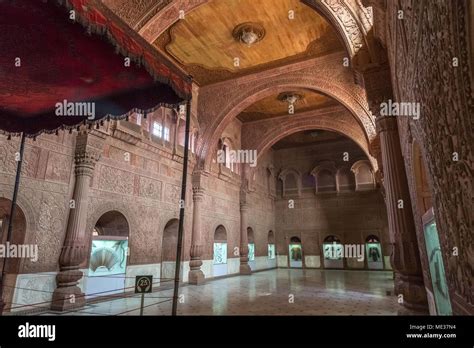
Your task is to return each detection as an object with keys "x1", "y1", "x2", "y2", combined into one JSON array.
[
  {"x1": 351, "y1": 160, "x2": 376, "y2": 191},
  {"x1": 278, "y1": 168, "x2": 301, "y2": 197}
]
